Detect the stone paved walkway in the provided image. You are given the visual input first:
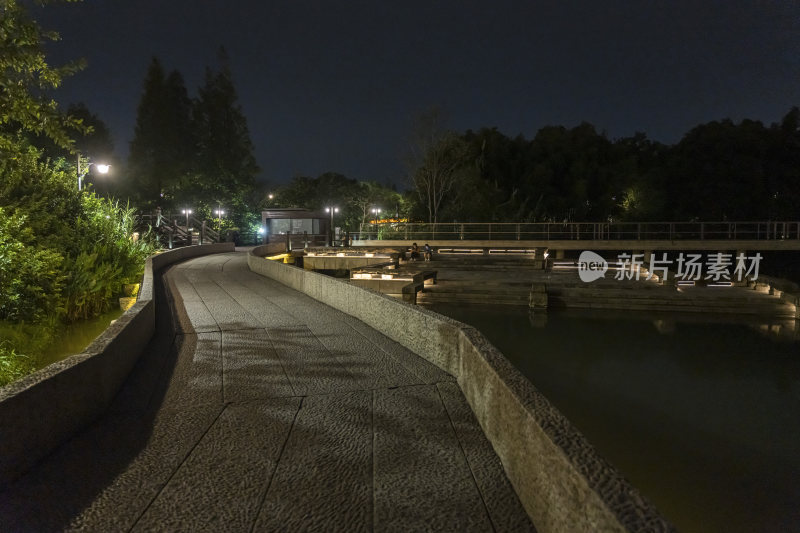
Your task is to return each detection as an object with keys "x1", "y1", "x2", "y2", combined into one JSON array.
[{"x1": 1, "y1": 252, "x2": 535, "y2": 532}]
